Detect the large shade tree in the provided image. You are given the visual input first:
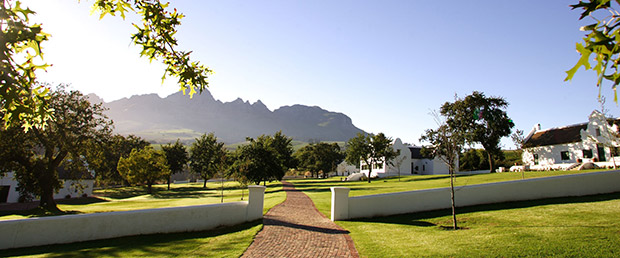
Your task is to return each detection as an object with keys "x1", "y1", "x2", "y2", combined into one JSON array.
[
  {"x1": 190, "y1": 133, "x2": 226, "y2": 188},
  {"x1": 295, "y1": 142, "x2": 344, "y2": 178},
  {"x1": 345, "y1": 132, "x2": 398, "y2": 183},
  {"x1": 440, "y1": 91, "x2": 514, "y2": 173},
  {"x1": 0, "y1": 86, "x2": 112, "y2": 211},
  {"x1": 86, "y1": 134, "x2": 150, "y2": 186},
  {"x1": 231, "y1": 138, "x2": 282, "y2": 186},
  {"x1": 1, "y1": 0, "x2": 211, "y2": 130},
  {"x1": 117, "y1": 146, "x2": 169, "y2": 194}
]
